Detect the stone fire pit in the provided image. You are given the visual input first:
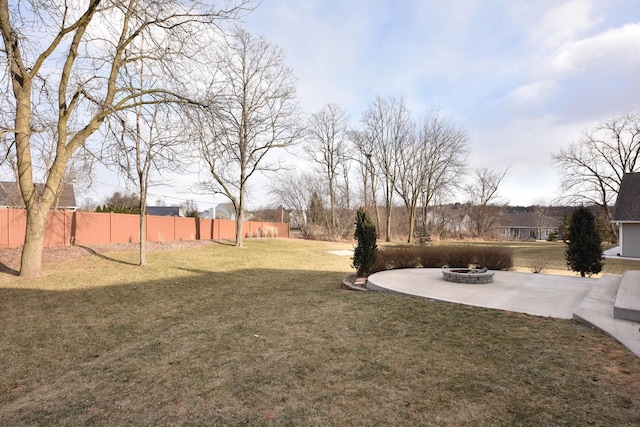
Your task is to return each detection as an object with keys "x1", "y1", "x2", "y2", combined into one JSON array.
[{"x1": 442, "y1": 268, "x2": 494, "y2": 284}]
